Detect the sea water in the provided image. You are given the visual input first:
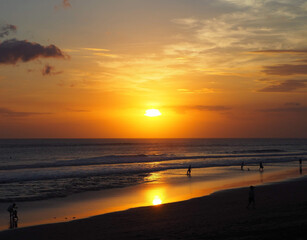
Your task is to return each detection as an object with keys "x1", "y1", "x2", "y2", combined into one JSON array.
[{"x1": 0, "y1": 138, "x2": 306, "y2": 202}]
